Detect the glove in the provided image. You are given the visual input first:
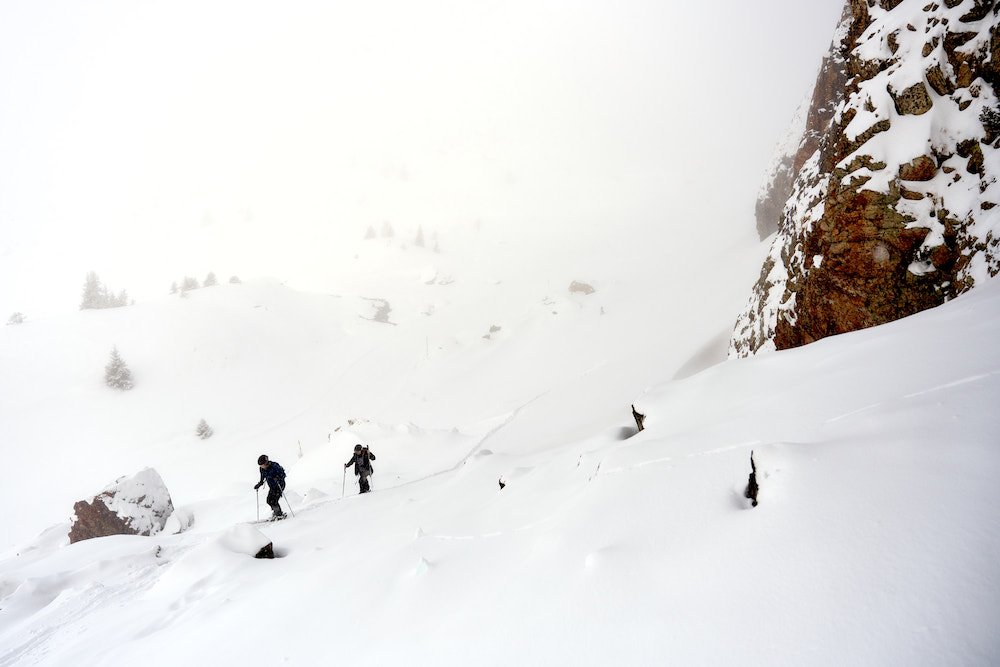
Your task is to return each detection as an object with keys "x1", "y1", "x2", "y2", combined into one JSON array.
[{"x1": 254, "y1": 482, "x2": 262, "y2": 490}]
